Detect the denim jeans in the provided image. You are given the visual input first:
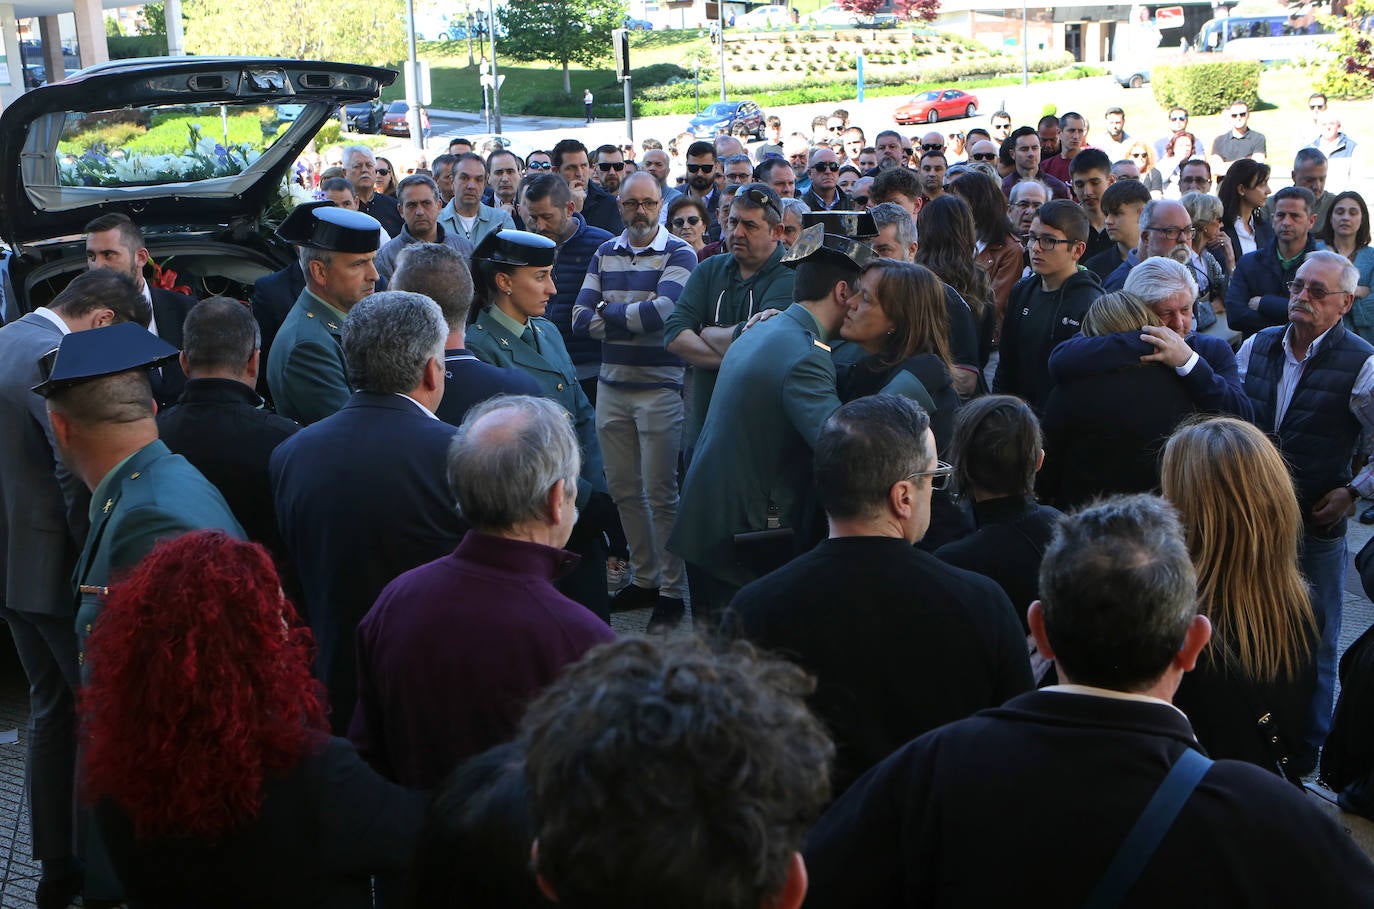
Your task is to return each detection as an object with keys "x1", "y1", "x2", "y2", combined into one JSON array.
[{"x1": 1300, "y1": 530, "x2": 1347, "y2": 751}]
